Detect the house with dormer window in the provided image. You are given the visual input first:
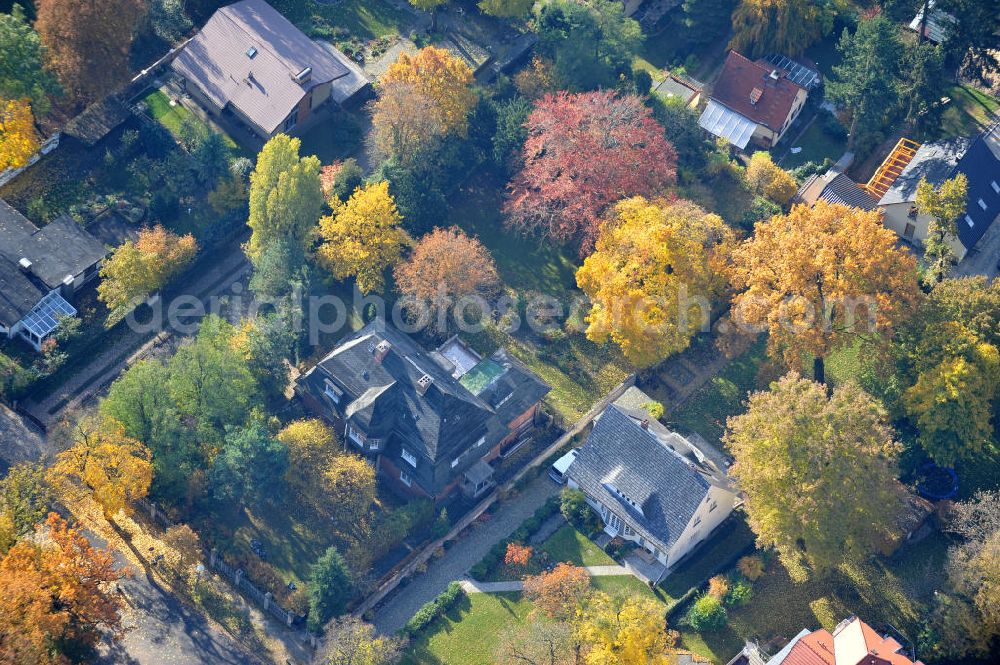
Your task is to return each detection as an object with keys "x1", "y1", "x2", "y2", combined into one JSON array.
[
  {"x1": 295, "y1": 321, "x2": 550, "y2": 501},
  {"x1": 565, "y1": 403, "x2": 739, "y2": 576}
]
